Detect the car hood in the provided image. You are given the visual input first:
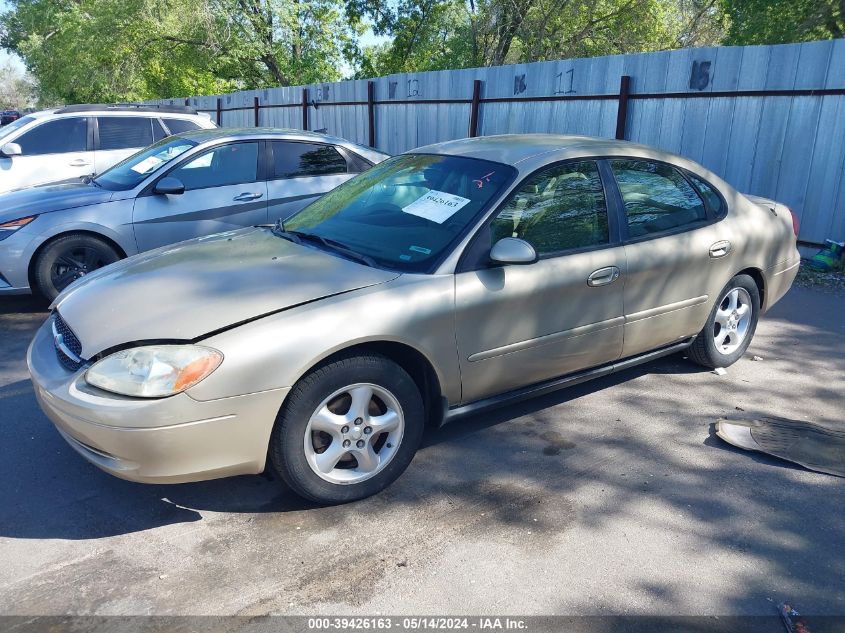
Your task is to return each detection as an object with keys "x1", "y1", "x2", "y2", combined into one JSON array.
[
  {"x1": 0, "y1": 182, "x2": 114, "y2": 222},
  {"x1": 54, "y1": 227, "x2": 401, "y2": 358}
]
